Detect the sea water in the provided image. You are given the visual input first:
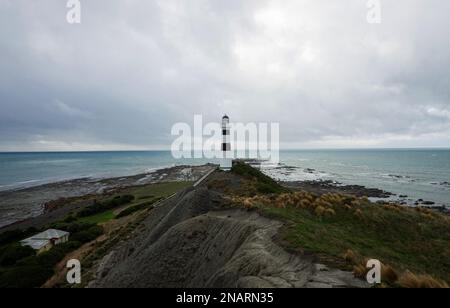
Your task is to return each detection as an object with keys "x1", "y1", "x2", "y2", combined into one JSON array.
[{"x1": 0, "y1": 149, "x2": 449, "y2": 206}]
